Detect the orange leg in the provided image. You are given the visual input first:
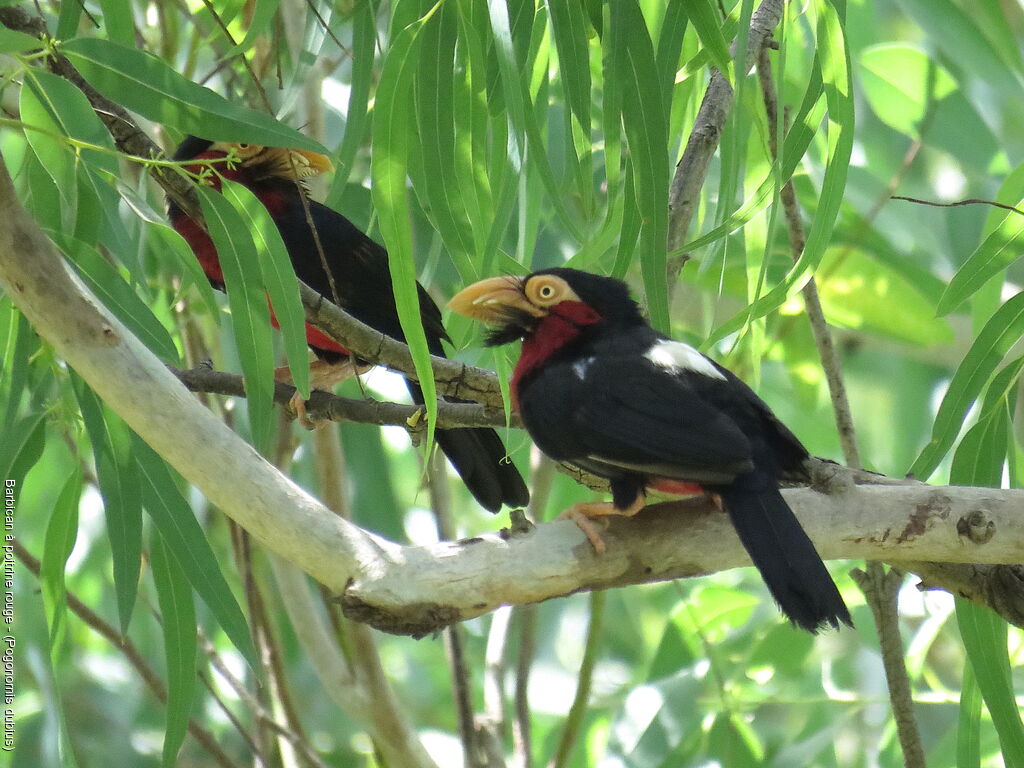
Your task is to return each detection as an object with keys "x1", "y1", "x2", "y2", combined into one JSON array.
[
  {"x1": 275, "y1": 359, "x2": 371, "y2": 429},
  {"x1": 557, "y1": 491, "x2": 646, "y2": 554}
]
